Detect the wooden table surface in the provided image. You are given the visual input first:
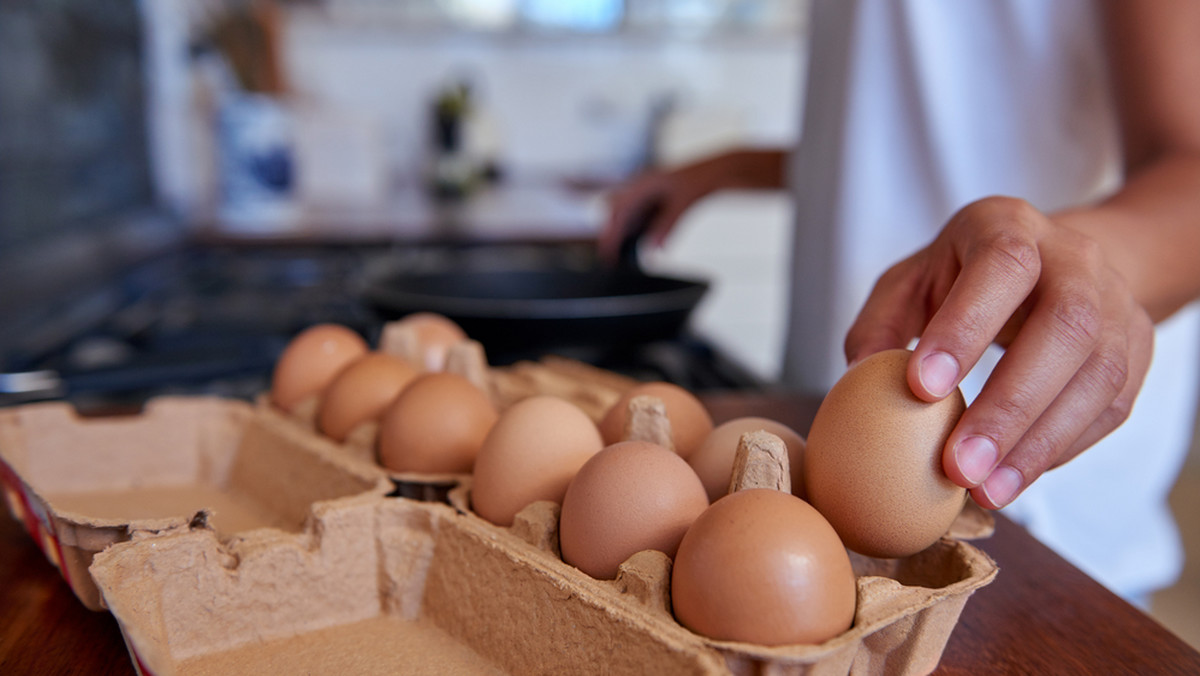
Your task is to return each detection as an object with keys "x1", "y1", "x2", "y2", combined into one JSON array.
[{"x1": 3, "y1": 391, "x2": 1200, "y2": 675}]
